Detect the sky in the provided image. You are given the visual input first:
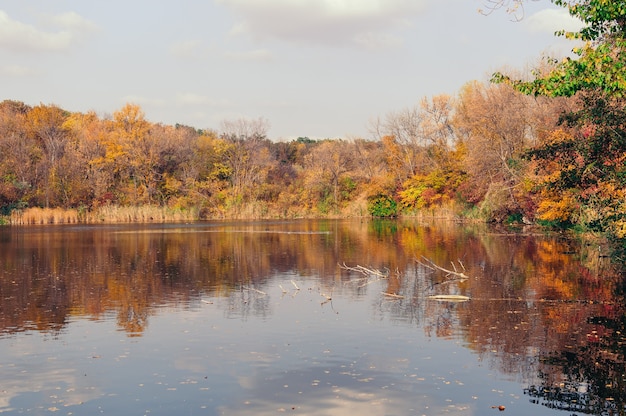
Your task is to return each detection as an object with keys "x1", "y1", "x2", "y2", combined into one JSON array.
[{"x1": 0, "y1": 0, "x2": 583, "y2": 140}]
